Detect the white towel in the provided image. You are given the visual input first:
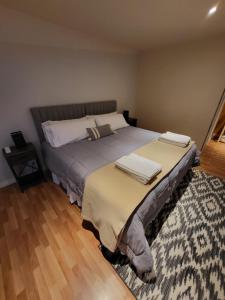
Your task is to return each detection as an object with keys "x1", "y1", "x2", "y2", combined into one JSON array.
[
  {"x1": 159, "y1": 131, "x2": 191, "y2": 147},
  {"x1": 115, "y1": 153, "x2": 162, "y2": 184}
]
